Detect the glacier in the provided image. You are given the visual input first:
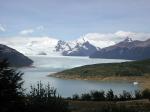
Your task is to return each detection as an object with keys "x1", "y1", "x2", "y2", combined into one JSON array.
[{"x1": 0, "y1": 36, "x2": 116, "y2": 56}]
